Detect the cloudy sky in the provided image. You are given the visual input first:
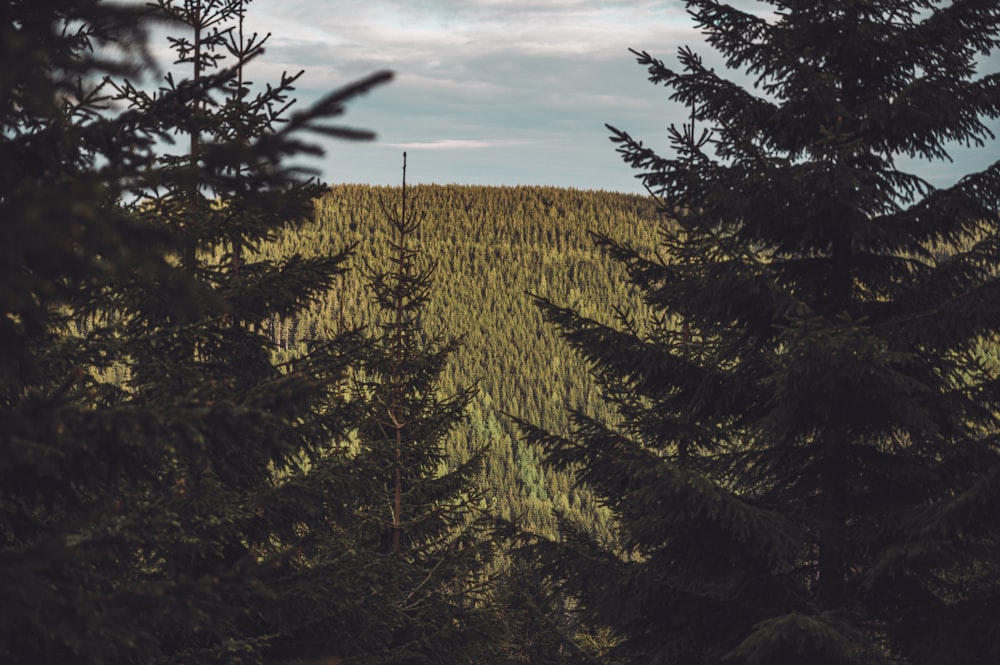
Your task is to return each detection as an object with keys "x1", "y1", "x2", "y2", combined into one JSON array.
[{"x1": 163, "y1": 0, "x2": 999, "y2": 194}]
